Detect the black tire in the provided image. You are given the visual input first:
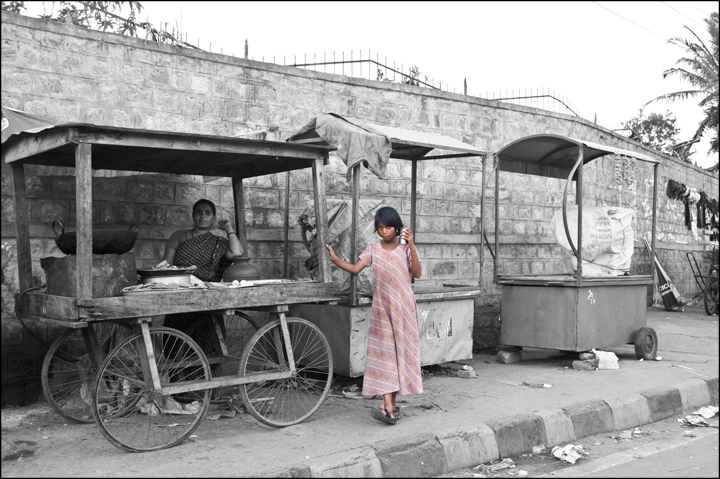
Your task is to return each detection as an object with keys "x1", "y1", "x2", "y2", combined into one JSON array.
[
  {"x1": 704, "y1": 266, "x2": 718, "y2": 316},
  {"x1": 92, "y1": 327, "x2": 211, "y2": 452},
  {"x1": 41, "y1": 323, "x2": 132, "y2": 423},
  {"x1": 634, "y1": 326, "x2": 658, "y2": 360},
  {"x1": 239, "y1": 317, "x2": 332, "y2": 427},
  {"x1": 186, "y1": 311, "x2": 259, "y2": 403}
]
